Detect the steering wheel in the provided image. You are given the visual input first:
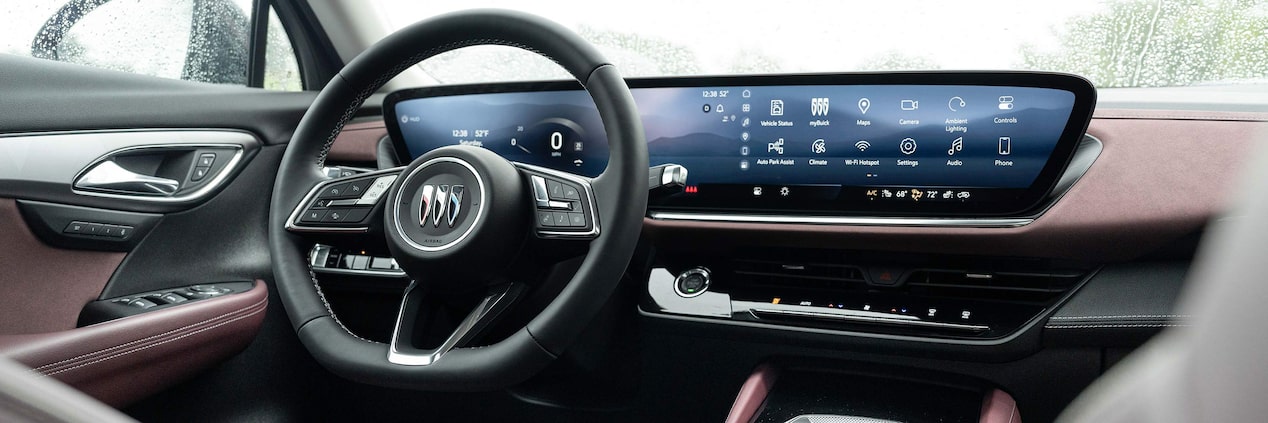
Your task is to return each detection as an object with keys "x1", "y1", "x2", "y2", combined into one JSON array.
[{"x1": 267, "y1": 10, "x2": 647, "y2": 390}]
